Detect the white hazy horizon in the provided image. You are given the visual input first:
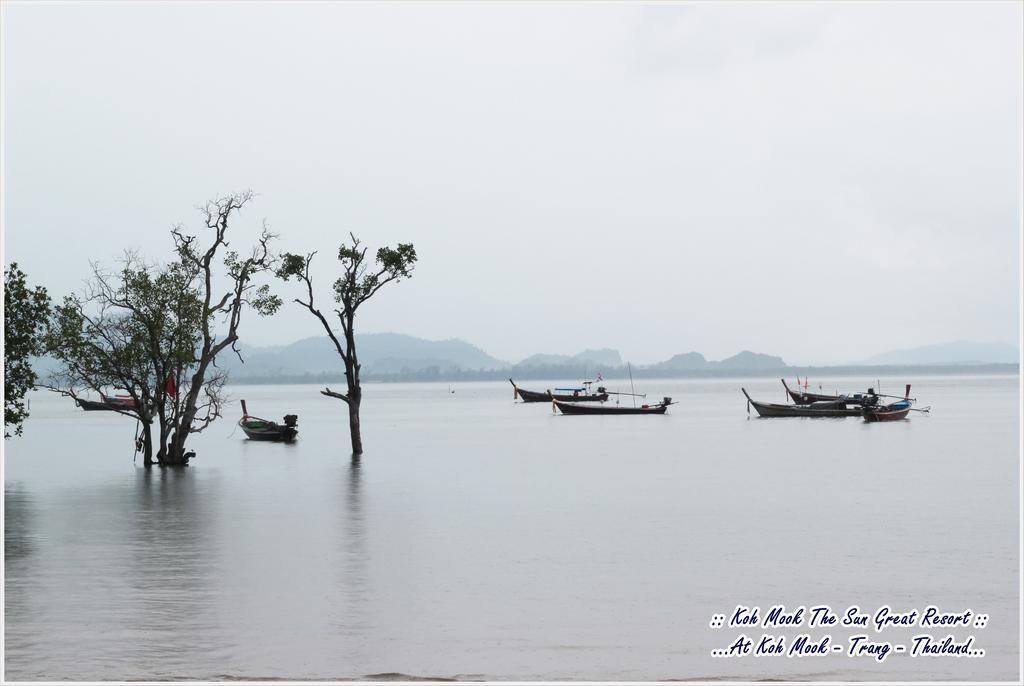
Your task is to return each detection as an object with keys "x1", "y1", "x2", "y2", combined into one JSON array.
[{"x1": 3, "y1": 1, "x2": 1021, "y2": 365}]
